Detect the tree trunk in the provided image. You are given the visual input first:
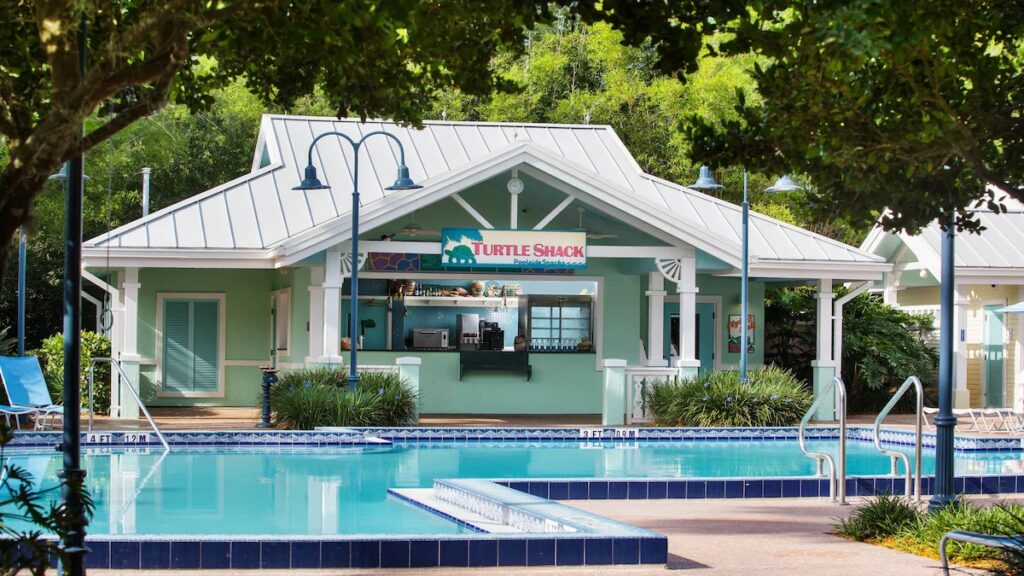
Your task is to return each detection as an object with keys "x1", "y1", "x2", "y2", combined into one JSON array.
[{"x1": 0, "y1": 152, "x2": 70, "y2": 276}]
